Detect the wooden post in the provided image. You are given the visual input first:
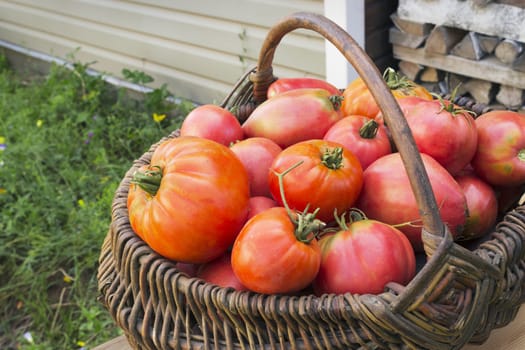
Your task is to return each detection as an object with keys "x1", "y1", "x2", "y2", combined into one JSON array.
[{"x1": 323, "y1": 0, "x2": 365, "y2": 87}]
